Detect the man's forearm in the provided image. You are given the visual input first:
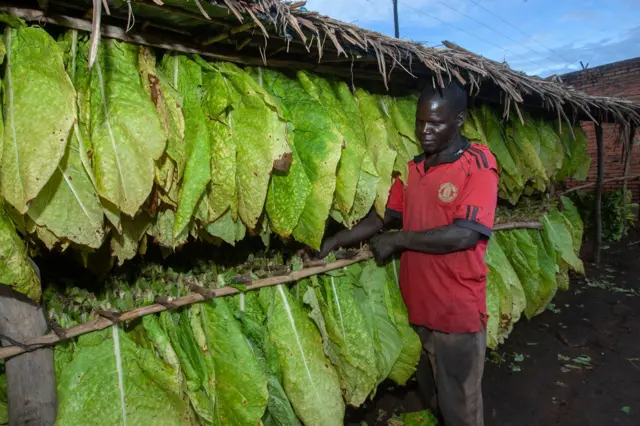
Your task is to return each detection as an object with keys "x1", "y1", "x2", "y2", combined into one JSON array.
[
  {"x1": 395, "y1": 224, "x2": 481, "y2": 255},
  {"x1": 332, "y1": 210, "x2": 384, "y2": 247}
]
